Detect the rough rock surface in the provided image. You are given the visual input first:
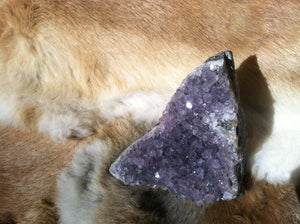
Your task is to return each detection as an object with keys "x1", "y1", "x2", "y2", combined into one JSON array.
[{"x1": 110, "y1": 51, "x2": 246, "y2": 205}]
